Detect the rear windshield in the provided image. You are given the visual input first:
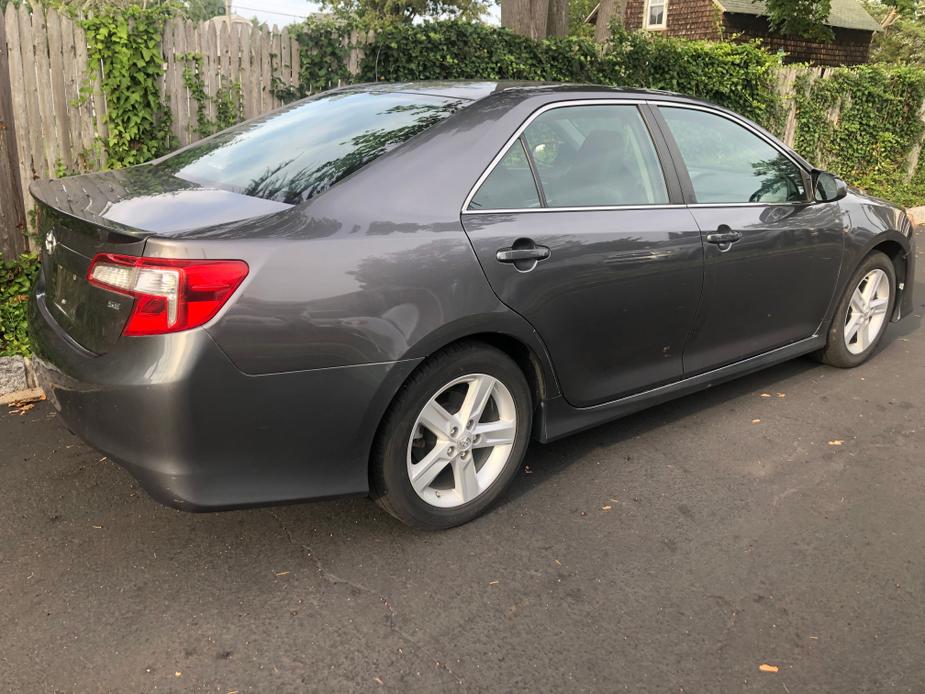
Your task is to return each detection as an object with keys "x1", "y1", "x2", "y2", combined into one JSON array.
[{"x1": 155, "y1": 91, "x2": 465, "y2": 205}]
